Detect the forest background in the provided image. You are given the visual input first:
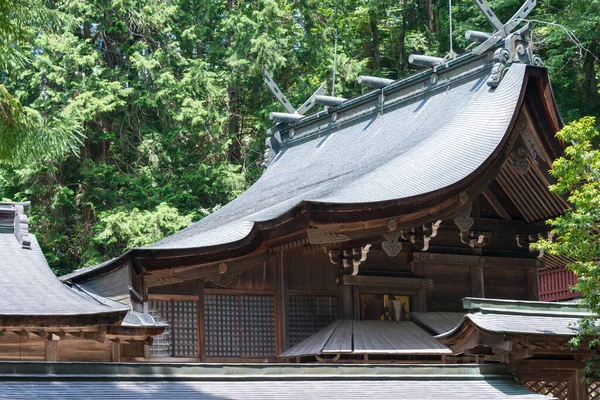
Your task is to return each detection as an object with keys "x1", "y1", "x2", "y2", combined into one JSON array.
[{"x1": 0, "y1": 0, "x2": 598, "y2": 276}]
